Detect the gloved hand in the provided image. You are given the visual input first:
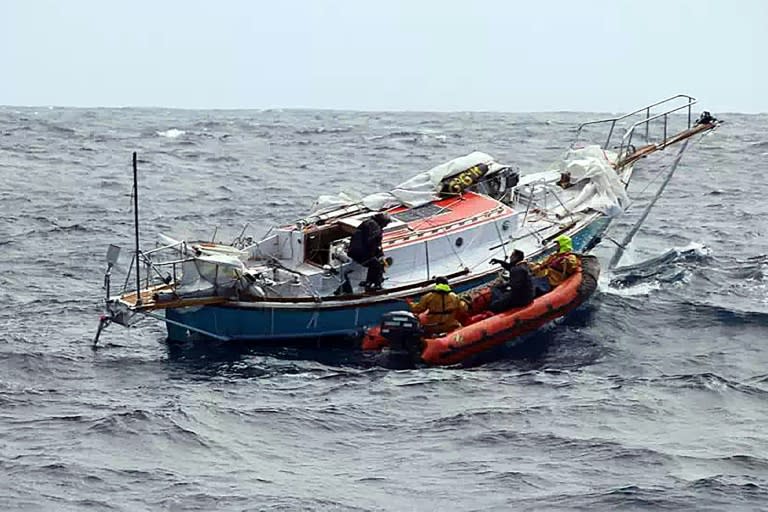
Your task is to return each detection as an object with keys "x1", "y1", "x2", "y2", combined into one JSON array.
[{"x1": 489, "y1": 258, "x2": 502, "y2": 265}]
